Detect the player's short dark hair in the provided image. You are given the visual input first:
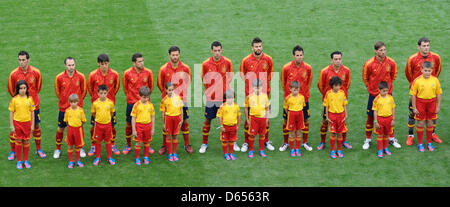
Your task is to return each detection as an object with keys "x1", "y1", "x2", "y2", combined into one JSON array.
[
  {"x1": 292, "y1": 45, "x2": 304, "y2": 55},
  {"x1": 18, "y1": 51, "x2": 30, "y2": 59},
  {"x1": 97, "y1": 54, "x2": 109, "y2": 63},
  {"x1": 252, "y1": 79, "x2": 263, "y2": 87},
  {"x1": 98, "y1": 84, "x2": 108, "y2": 92},
  {"x1": 289, "y1": 80, "x2": 300, "y2": 89},
  {"x1": 422, "y1": 61, "x2": 433, "y2": 69},
  {"x1": 64, "y1": 56, "x2": 75, "y2": 64},
  {"x1": 211, "y1": 41, "x2": 222, "y2": 49},
  {"x1": 374, "y1": 41, "x2": 385, "y2": 50},
  {"x1": 68, "y1": 93, "x2": 80, "y2": 103},
  {"x1": 330, "y1": 51, "x2": 342, "y2": 59},
  {"x1": 165, "y1": 82, "x2": 174, "y2": 89},
  {"x1": 139, "y1": 86, "x2": 151, "y2": 97},
  {"x1": 132, "y1": 53, "x2": 143, "y2": 62},
  {"x1": 378, "y1": 81, "x2": 389, "y2": 90},
  {"x1": 223, "y1": 89, "x2": 235, "y2": 101},
  {"x1": 251, "y1": 37, "x2": 263, "y2": 46},
  {"x1": 418, "y1": 37, "x2": 430, "y2": 45},
  {"x1": 329, "y1": 76, "x2": 342, "y2": 87},
  {"x1": 168, "y1": 46, "x2": 180, "y2": 54}
]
